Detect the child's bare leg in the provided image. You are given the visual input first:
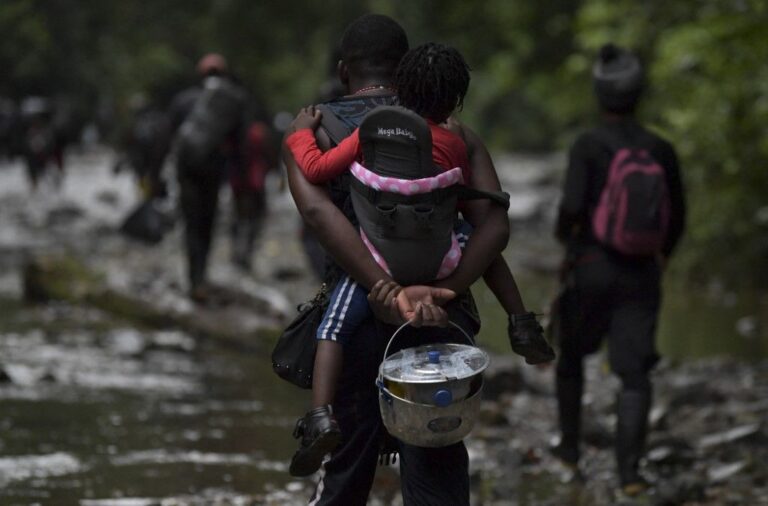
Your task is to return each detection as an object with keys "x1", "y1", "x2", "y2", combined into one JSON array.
[
  {"x1": 484, "y1": 254, "x2": 555, "y2": 364},
  {"x1": 483, "y1": 255, "x2": 526, "y2": 315},
  {"x1": 312, "y1": 339, "x2": 343, "y2": 407}
]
